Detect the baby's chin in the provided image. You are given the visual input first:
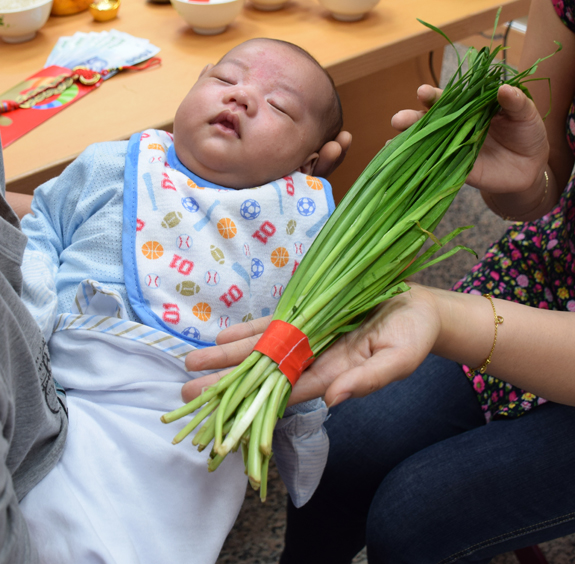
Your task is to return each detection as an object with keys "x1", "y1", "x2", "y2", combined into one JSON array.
[
  {"x1": 207, "y1": 171, "x2": 290, "y2": 190},
  {"x1": 221, "y1": 165, "x2": 302, "y2": 188},
  {"x1": 174, "y1": 141, "x2": 301, "y2": 188},
  {"x1": 181, "y1": 154, "x2": 292, "y2": 189}
]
